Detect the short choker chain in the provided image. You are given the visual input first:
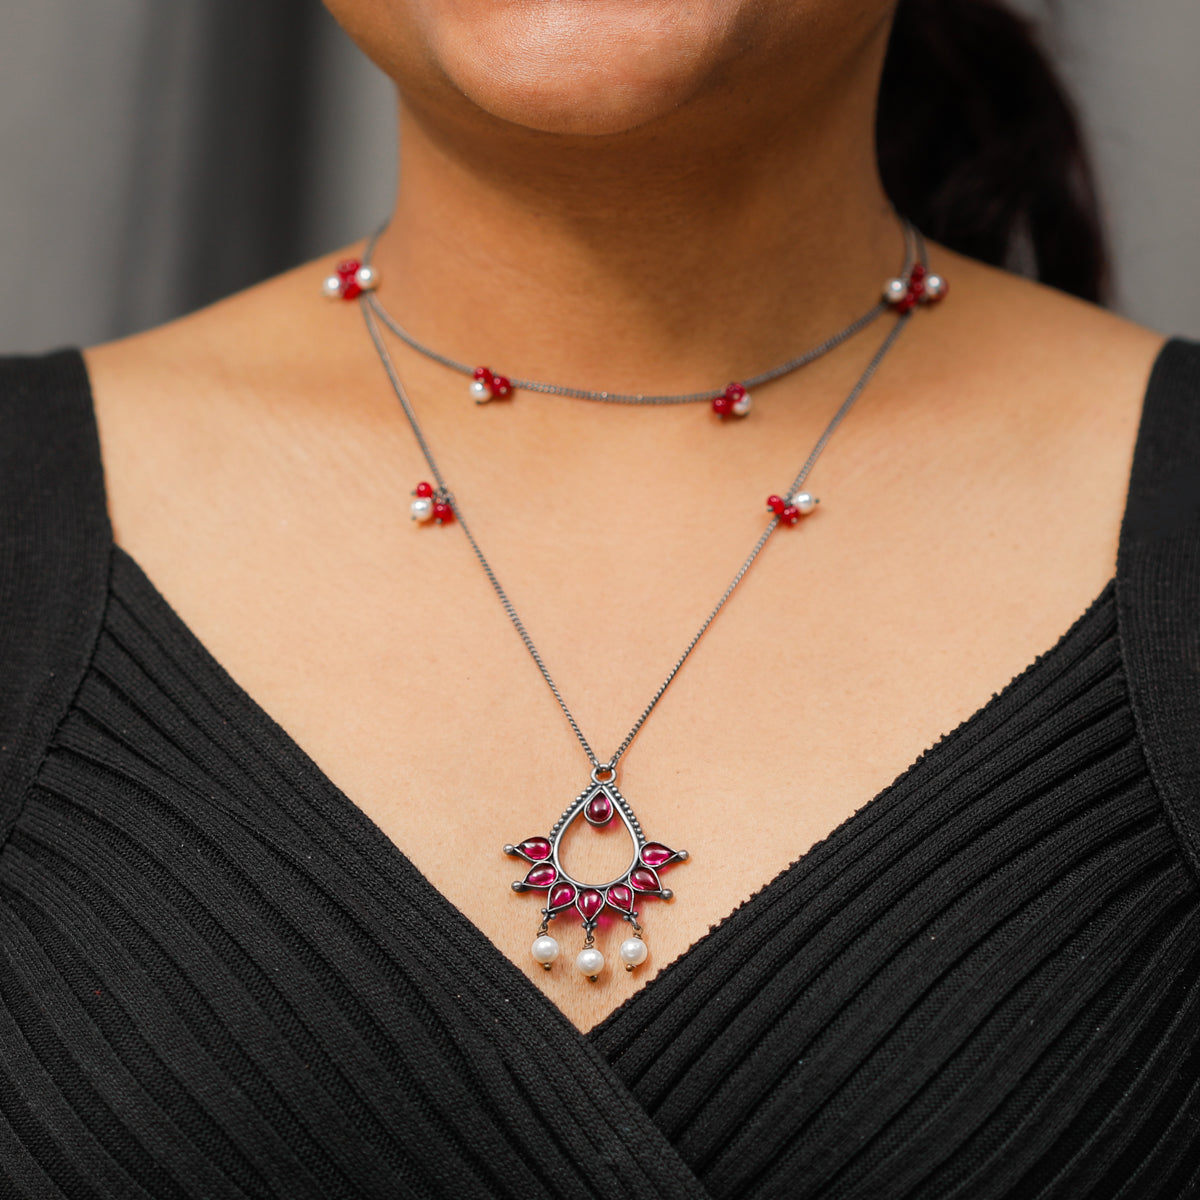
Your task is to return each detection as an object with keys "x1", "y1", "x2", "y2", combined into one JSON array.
[{"x1": 325, "y1": 221, "x2": 946, "y2": 419}]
